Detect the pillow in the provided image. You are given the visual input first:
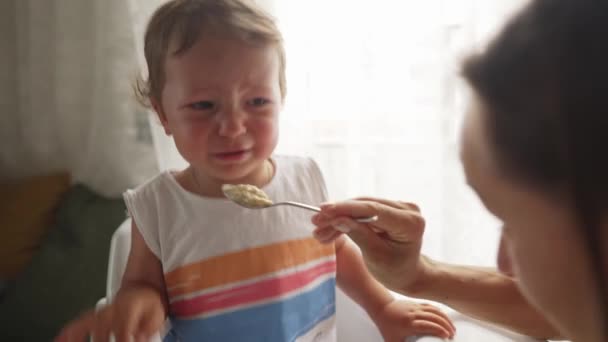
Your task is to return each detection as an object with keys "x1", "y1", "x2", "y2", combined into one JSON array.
[
  {"x1": 0, "y1": 184, "x2": 126, "y2": 341},
  {"x1": 0, "y1": 172, "x2": 71, "y2": 279}
]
